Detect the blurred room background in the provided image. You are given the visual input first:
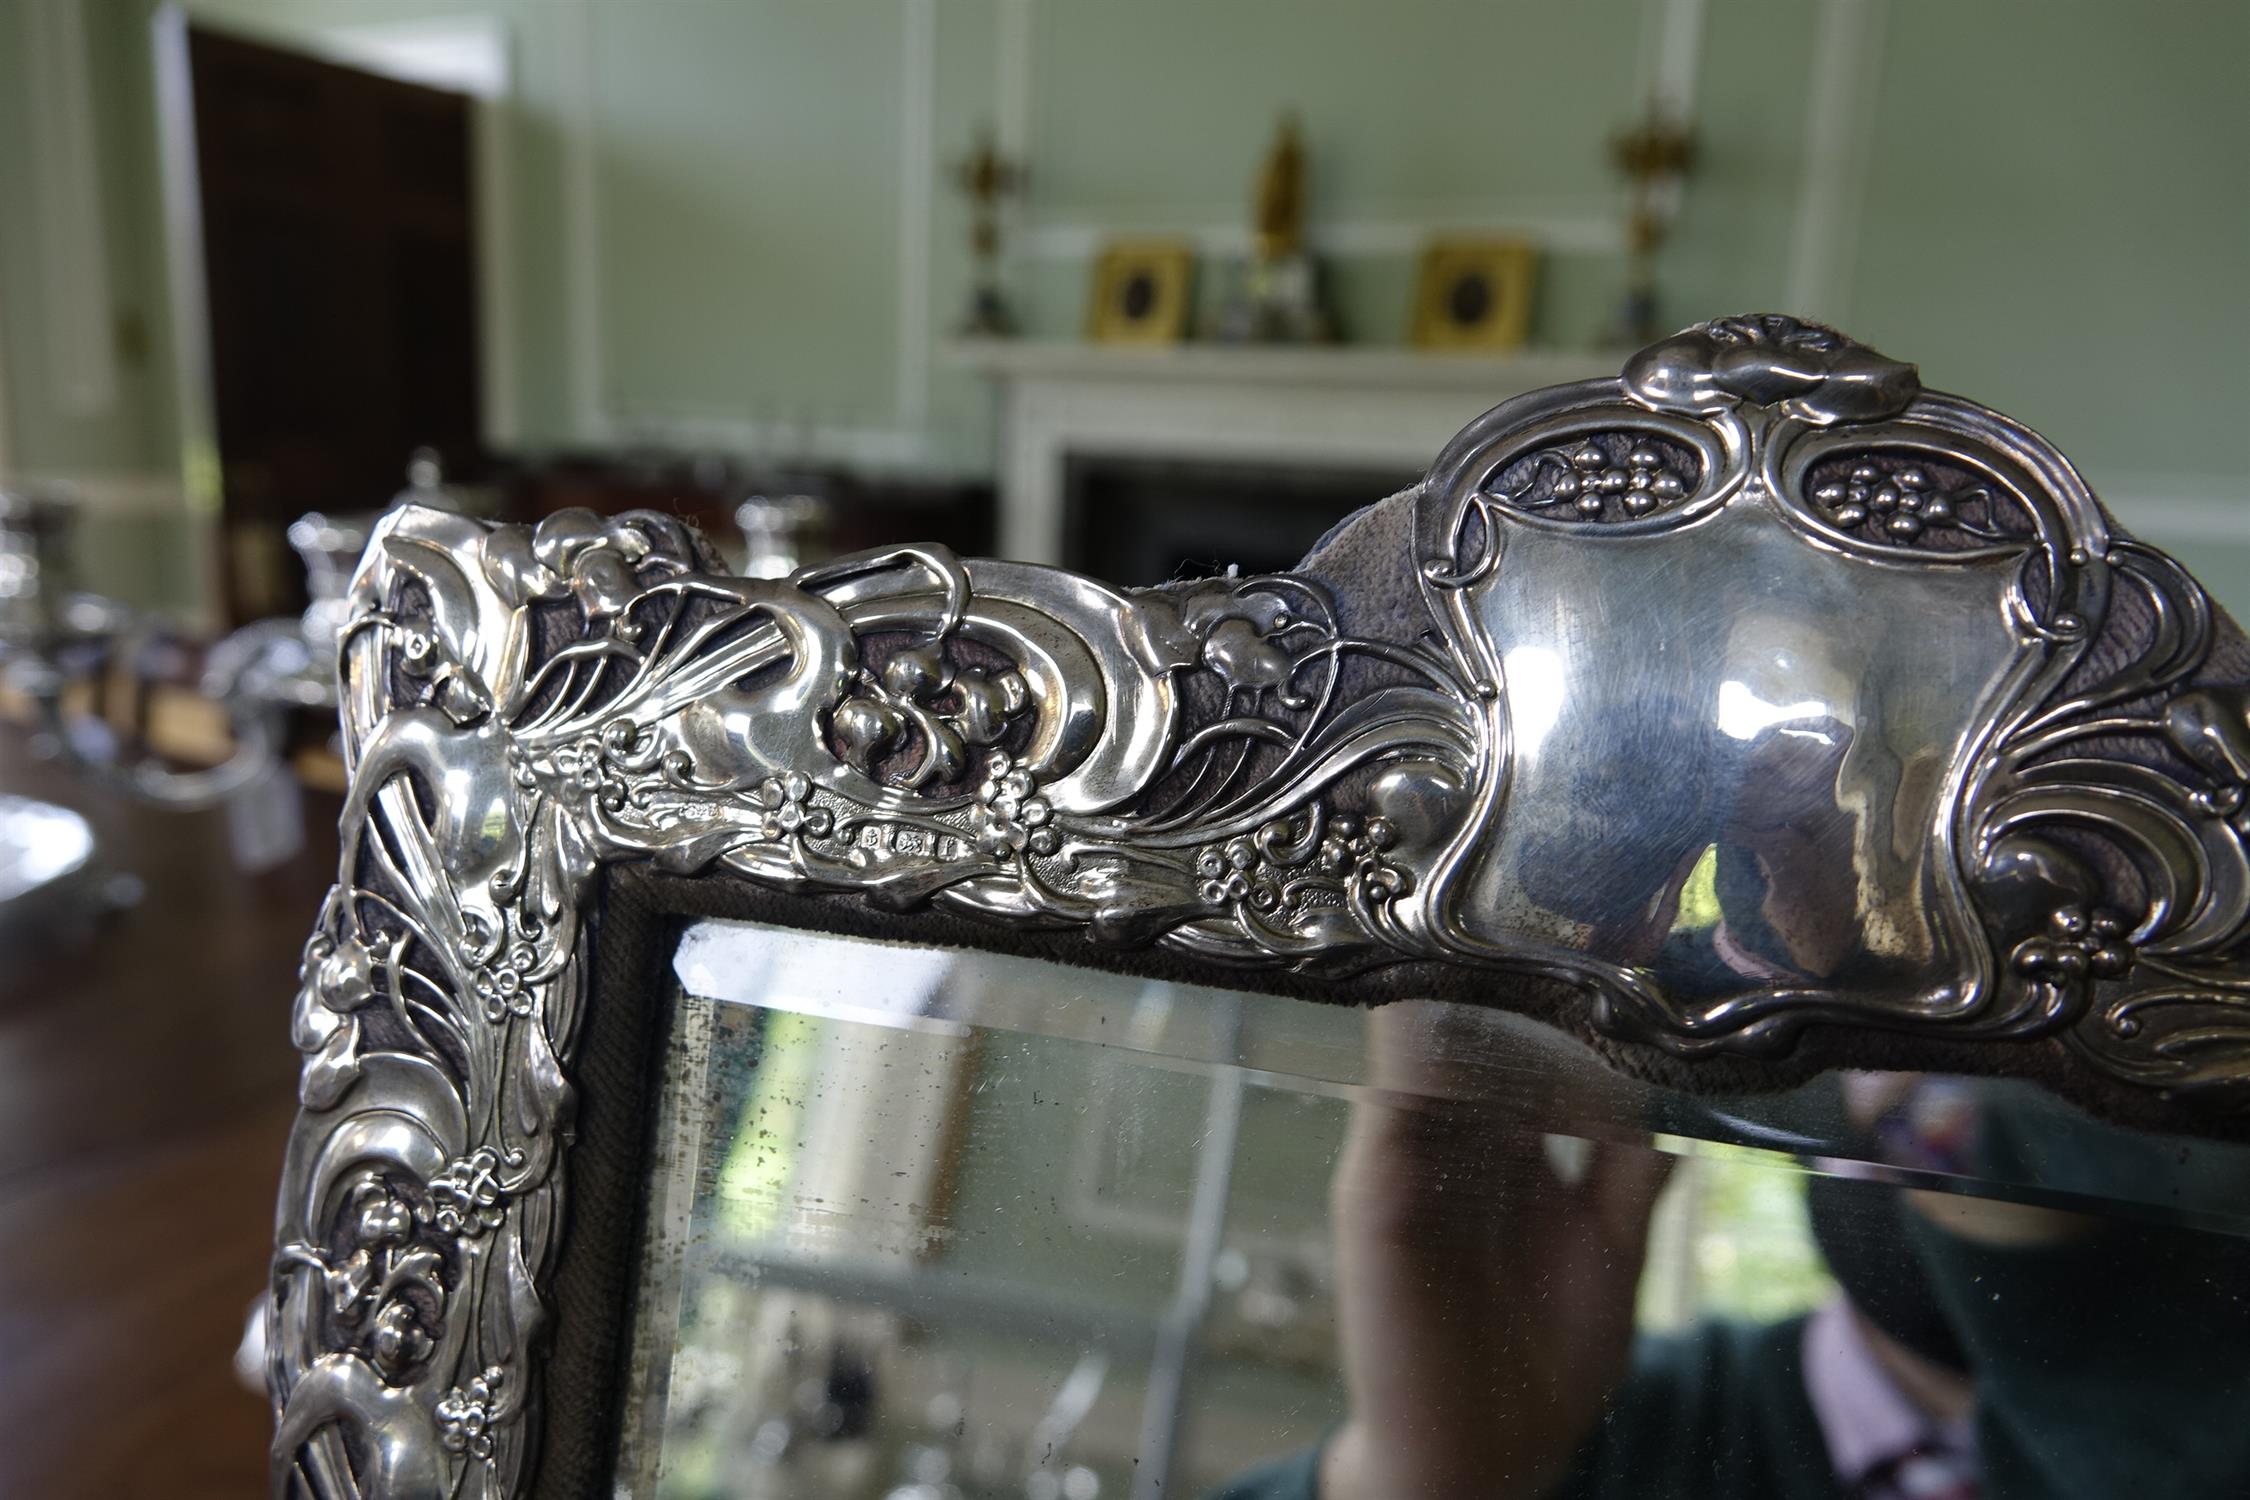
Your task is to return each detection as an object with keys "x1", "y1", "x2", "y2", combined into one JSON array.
[{"x1": 1, "y1": 0, "x2": 2244, "y2": 621}]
